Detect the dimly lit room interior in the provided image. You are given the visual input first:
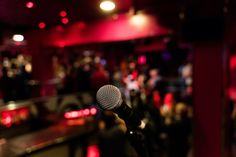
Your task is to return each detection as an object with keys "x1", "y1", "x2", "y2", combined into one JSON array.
[{"x1": 0, "y1": 0, "x2": 235, "y2": 157}]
